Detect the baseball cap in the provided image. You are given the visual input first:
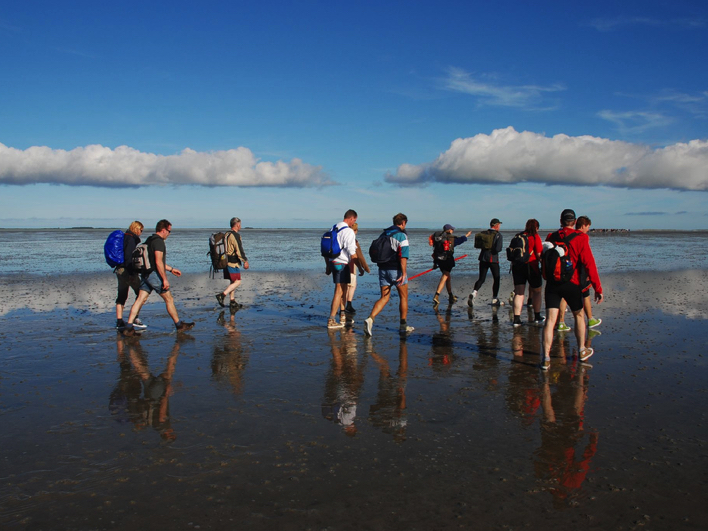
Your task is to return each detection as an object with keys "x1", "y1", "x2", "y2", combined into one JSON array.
[
  {"x1": 443, "y1": 224, "x2": 455, "y2": 231},
  {"x1": 561, "y1": 209, "x2": 576, "y2": 222},
  {"x1": 490, "y1": 218, "x2": 502, "y2": 226}
]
